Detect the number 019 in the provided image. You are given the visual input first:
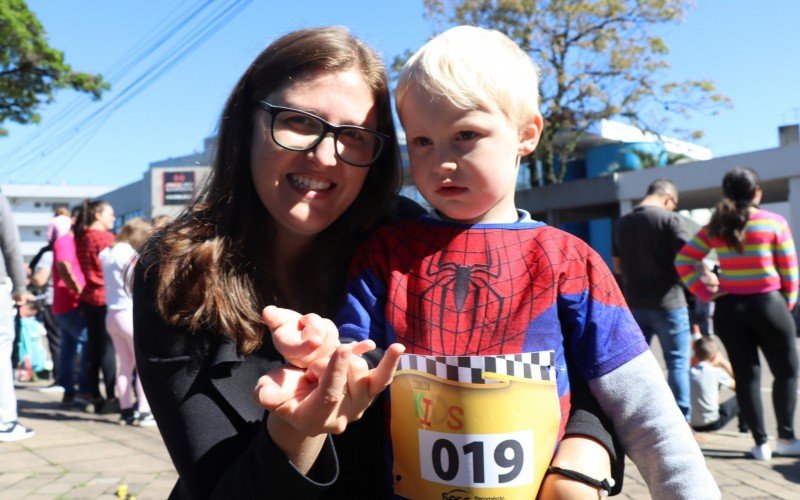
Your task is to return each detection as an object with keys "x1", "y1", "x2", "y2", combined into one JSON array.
[{"x1": 418, "y1": 430, "x2": 534, "y2": 488}]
